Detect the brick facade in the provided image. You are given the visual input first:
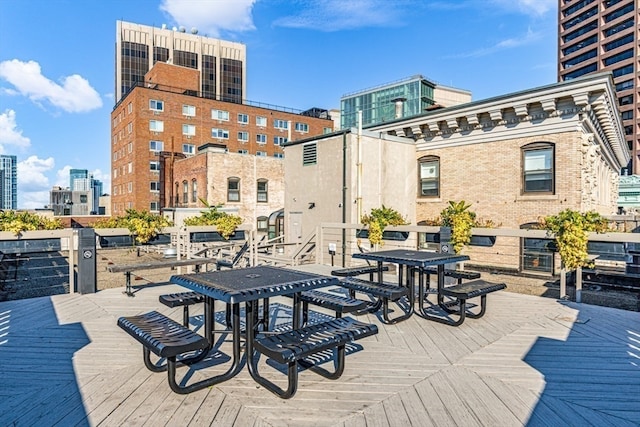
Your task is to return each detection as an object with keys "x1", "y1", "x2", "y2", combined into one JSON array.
[{"x1": 110, "y1": 63, "x2": 333, "y2": 219}]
